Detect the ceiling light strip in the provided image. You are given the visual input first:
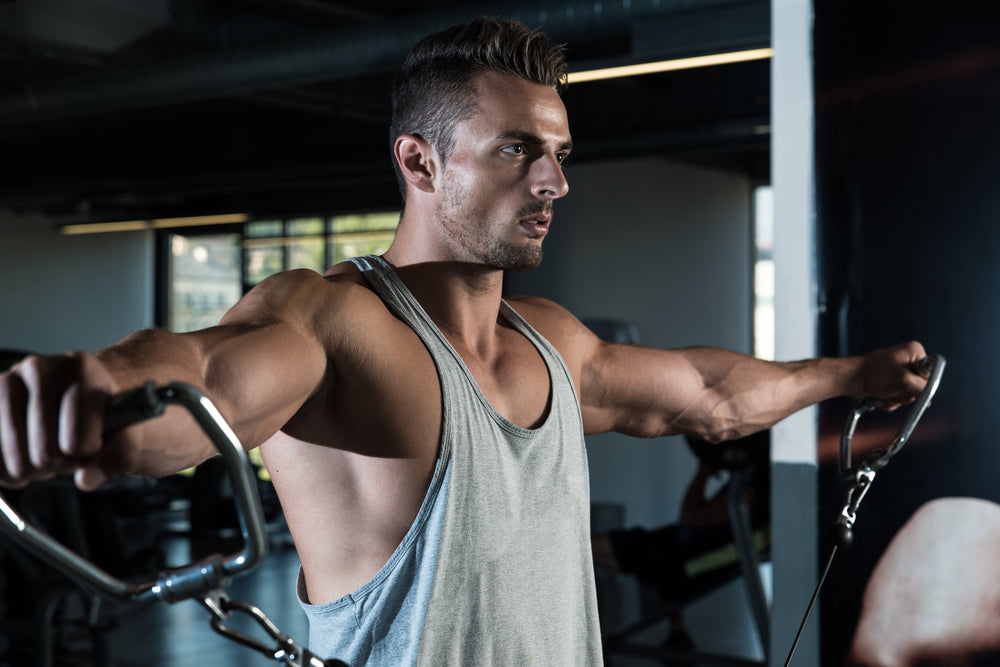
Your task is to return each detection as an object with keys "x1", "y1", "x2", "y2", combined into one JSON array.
[
  {"x1": 60, "y1": 213, "x2": 249, "y2": 235},
  {"x1": 151, "y1": 214, "x2": 249, "y2": 228},
  {"x1": 568, "y1": 48, "x2": 773, "y2": 84},
  {"x1": 60, "y1": 220, "x2": 150, "y2": 235}
]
